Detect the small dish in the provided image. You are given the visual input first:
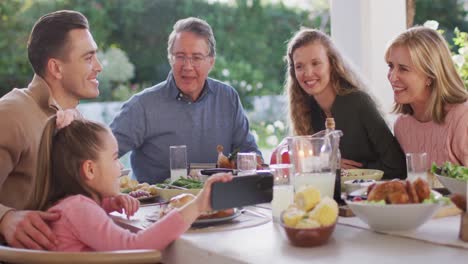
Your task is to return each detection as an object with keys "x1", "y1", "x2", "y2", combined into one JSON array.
[
  {"x1": 340, "y1": 169, "x2": 384, "y2": 187},
  {"x1": 280, "y1": 217, "x2": 336, "y2": 247},
  {"x1": 344, "y1": 179, "x2": 375, "y2": 195}
]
